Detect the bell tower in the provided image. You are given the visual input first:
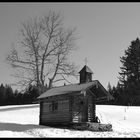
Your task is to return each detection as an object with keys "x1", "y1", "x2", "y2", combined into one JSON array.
[{"x1": 79, "y1": 65, "x2": 93, "y2": 84}]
